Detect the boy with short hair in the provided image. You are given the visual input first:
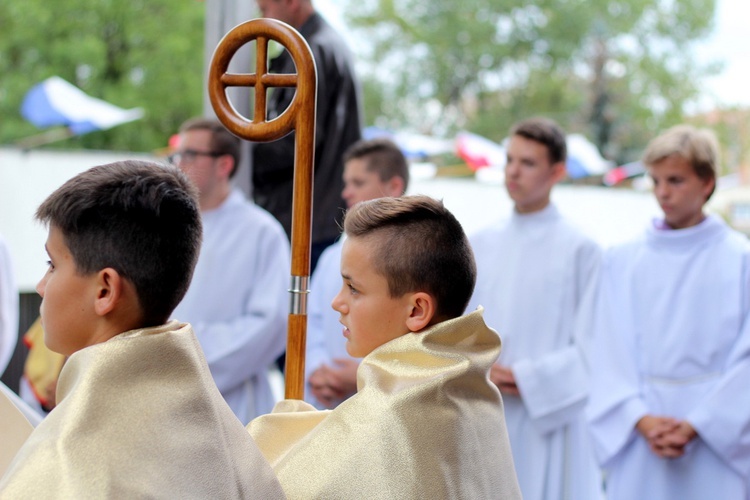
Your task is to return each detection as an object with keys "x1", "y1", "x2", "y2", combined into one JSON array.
[
  {"x1": 249, "y1": 195, "x2": 522, "y2": 499},
  {"x1": 468, "y1": 117, "x2": 602, "y2": 500},
  {"x1": 587, "y1": 125, "x2": 750, "y2": 499},
  {"x1": 306, "y1": 138, "x2": 409, "y2": 408},
  {"x1": 0, "y1": 161, "x2": 284, "y2": 498}
]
